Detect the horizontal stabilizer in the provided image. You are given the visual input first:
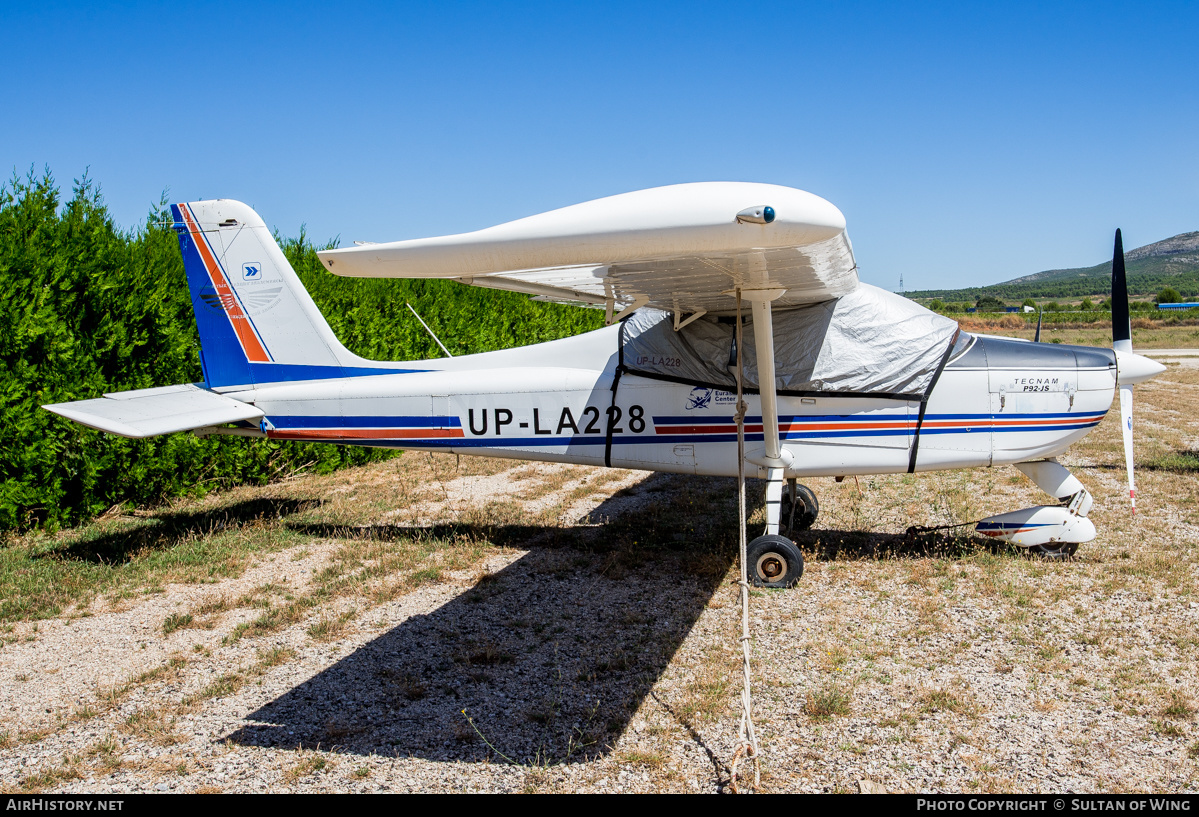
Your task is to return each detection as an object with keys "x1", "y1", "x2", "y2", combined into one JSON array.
[{"x1": 44, "y1": 384, "x2": 264, "y2": 438}]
